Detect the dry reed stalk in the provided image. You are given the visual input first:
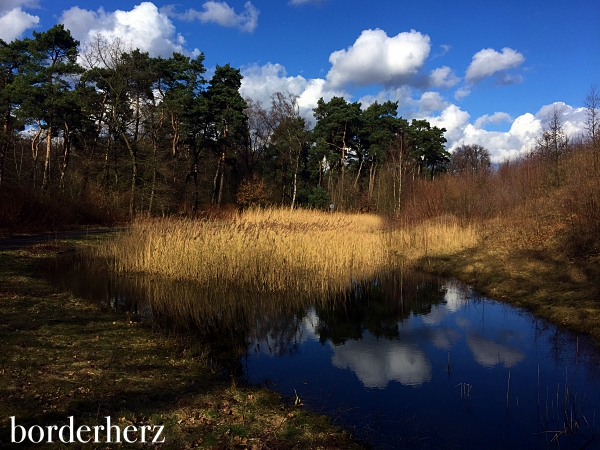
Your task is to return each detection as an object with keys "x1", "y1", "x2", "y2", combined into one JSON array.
[
  {"x1": 92, "y1": 208, "x2": 482, "y2": 300},
  {"x1": 92, "y1": 208, "x2": 395, "y2": 296},
  {"x1": 391, "y1": 216, "x2": 479, "y2": 265}
]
